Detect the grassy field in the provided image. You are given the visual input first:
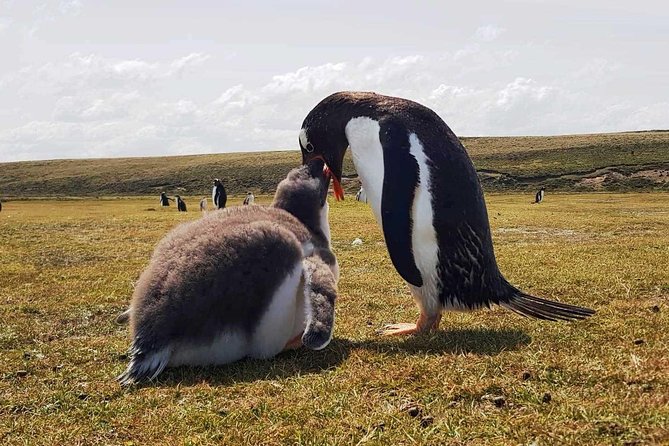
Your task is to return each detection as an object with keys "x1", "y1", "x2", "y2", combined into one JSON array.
[
  {"x1": 1, "y1": 193, "x2": 668, "y2": 445},
  {"x1": 1, "y1": 131, "x2": 668, "y2": 198}
]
